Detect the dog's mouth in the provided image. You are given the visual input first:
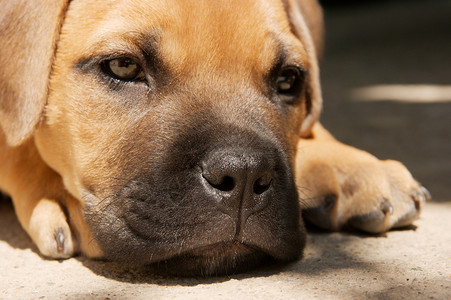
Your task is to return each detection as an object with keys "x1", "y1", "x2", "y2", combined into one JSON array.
[
  {"x1": 82, "y1": 122, "x2": 305, "y2": 276},
  {"x1": 146, "y1": 241, "x2": 274, "y2": 277}
]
